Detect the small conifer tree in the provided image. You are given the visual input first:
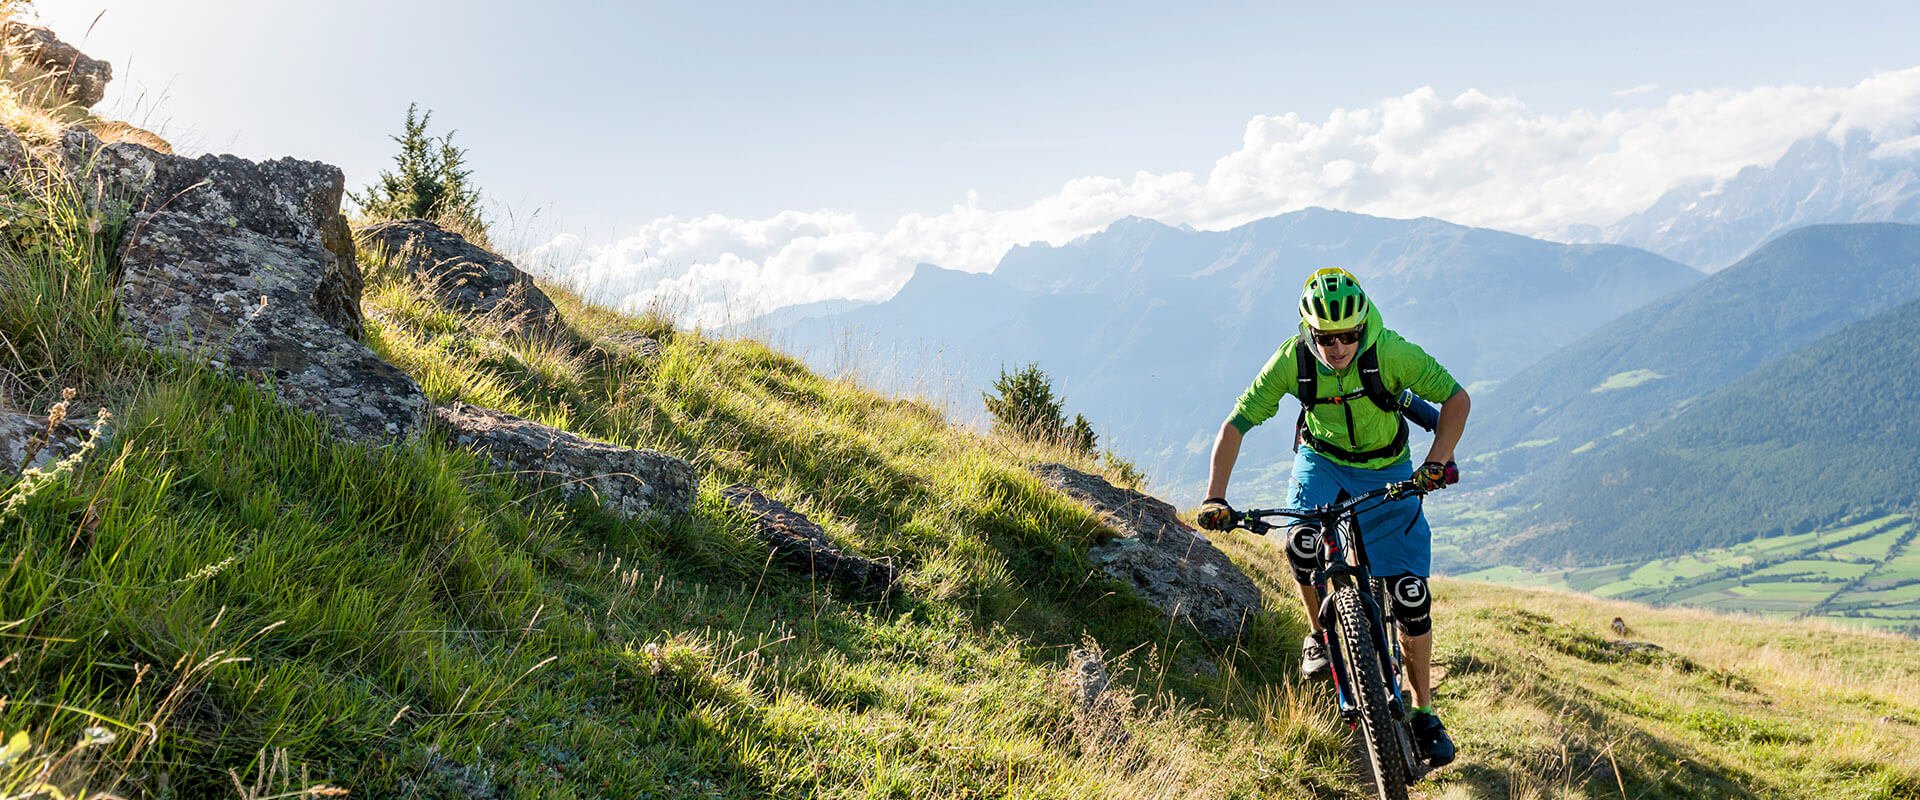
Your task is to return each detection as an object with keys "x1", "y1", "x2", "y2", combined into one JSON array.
[
  {"x1": 351, "y1": 103, "x2": 489, "y2": 244},
  {"x1": 983, "y1": 363, "x2": 1066, "y2": 443},
  {"x1": 1065, "y1": 413, "x2": 1097, "y2": 455}
]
